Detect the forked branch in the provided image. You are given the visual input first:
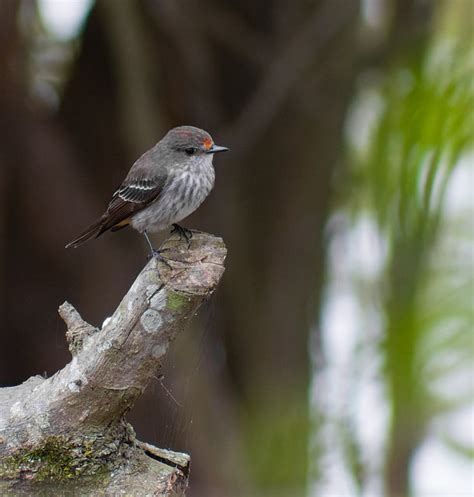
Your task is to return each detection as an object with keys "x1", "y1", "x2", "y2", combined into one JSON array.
[{"x1": 0, "y1": 232, "x2": 226, "y2": 496}]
